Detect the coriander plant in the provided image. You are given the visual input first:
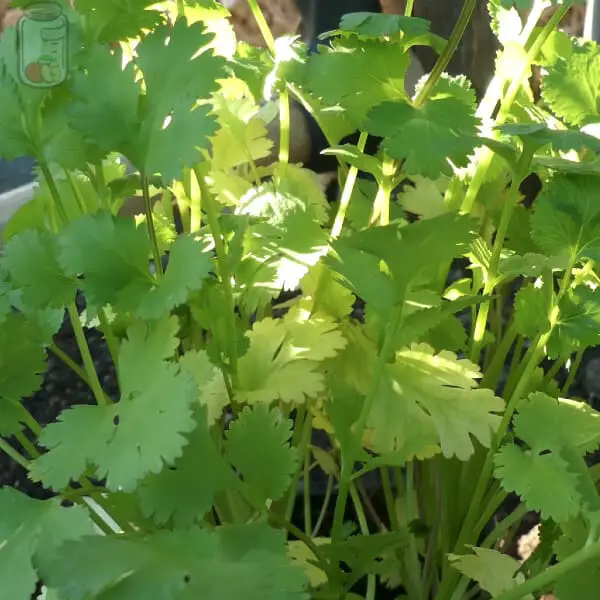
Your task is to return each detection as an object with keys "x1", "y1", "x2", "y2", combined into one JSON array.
[{"x1": 0, "y1": 0, "x2": 599, "y2": 599}]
